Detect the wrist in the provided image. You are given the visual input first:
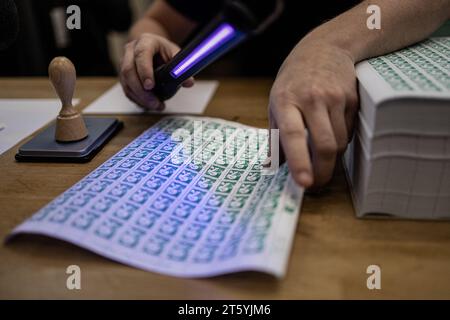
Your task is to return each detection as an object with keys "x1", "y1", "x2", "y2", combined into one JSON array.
[{"x1": 295, "y1": 33, "x2": 357, "y2": 64}]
